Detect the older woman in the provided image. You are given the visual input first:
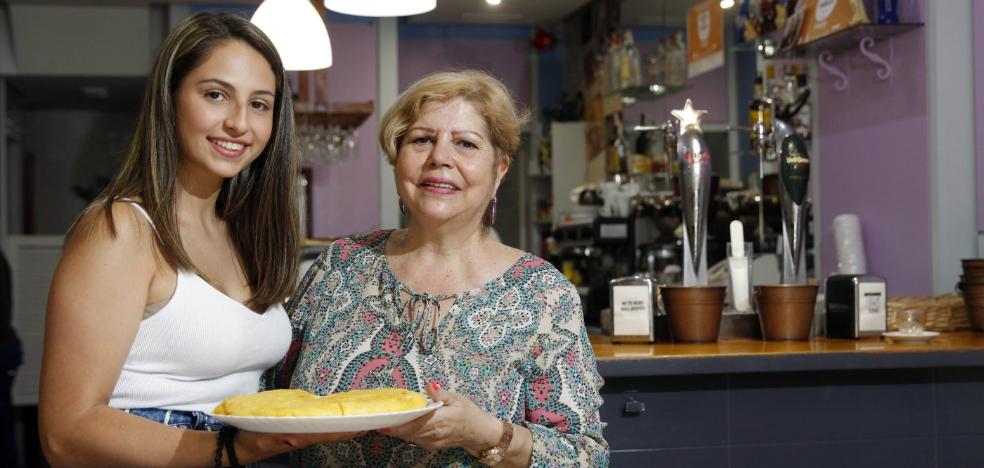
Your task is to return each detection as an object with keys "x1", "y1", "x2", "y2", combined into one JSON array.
[{"x1": 267, "y1": 70, "x2": 608, "y2": 466}]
